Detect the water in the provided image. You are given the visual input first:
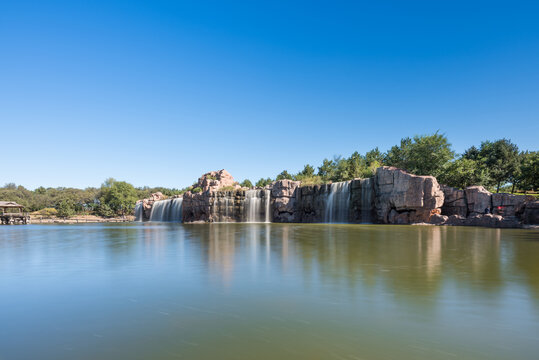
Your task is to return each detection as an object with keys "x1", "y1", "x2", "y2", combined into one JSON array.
[
  {"x1": 245, "y1": 189, "x2": 271, "y2": 223},
  {"x1": 149, "y1": 198, "x2": 183, "y2": 222},
  {"x1": 325, "y1": 181, "x2": 351, "y2": 223},
  {"x1": 1, "y1": 224, "x2": 539, "y2": 360},
  {"x1": 134, "y1": 202, "x2": 143, "y2": 222}
]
